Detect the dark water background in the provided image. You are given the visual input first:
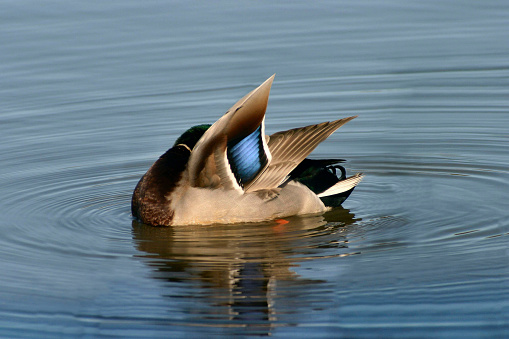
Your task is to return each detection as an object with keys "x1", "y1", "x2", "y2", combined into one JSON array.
[{"x1": 1, "y1": 1, "x2": 509, "y2": 337}]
